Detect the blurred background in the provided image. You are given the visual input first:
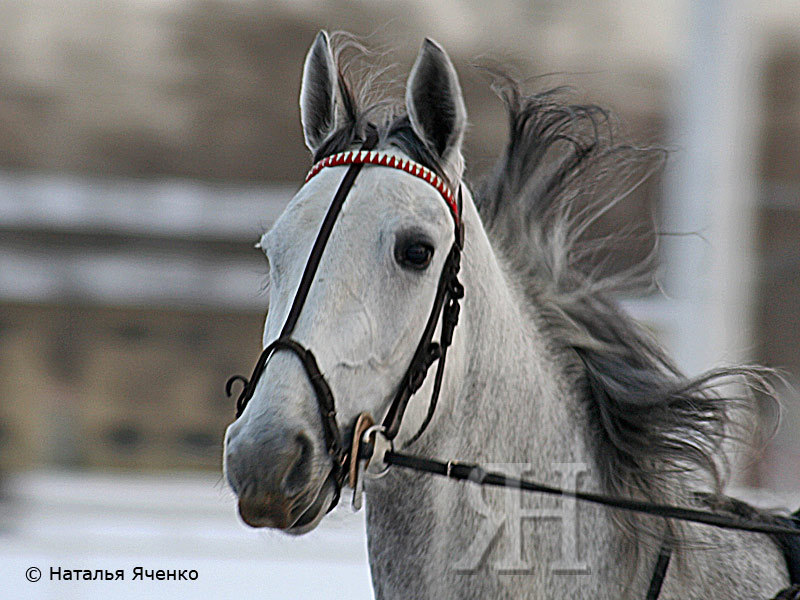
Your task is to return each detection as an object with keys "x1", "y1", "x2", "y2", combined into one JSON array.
[{"x1": 0, "y1": 0, "x2": 799, "y2": 598}]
